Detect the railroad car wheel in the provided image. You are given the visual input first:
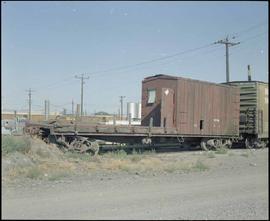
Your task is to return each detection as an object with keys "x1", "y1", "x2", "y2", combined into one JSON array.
[
  {"x1": 84, "y1": 140, "x2": 100, "y2": 156},
  {"x1": 200, "y1": 138, "x2": 210, "y2": 151},
  {"x1": 254, "y1": 139, "x2": 266, "y2": 149},
  {"x1": 200, "y1": 139, "x2": 225, "y2": 151},
  {"x1": 245, "y1": 138, "x2": 253, "y2": 149},
  {"x1": 213, "y1": 139, "x2": 222, "y2": 149},
  {"x1": 227, "y1": 139, "x2": 232, "y2": 149},
  {"x1": 221, "y1": 139, "x2": 232, "y2": 149},
  {"x1": 245, "y1": 138, "x2": 266, "y2": 149},
  {"x1": 69, "y1": 137, "x2": 99, "y2": 155},
  {"x1": 142, "y1": 137, "x2": 152, "y2": 145}
]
